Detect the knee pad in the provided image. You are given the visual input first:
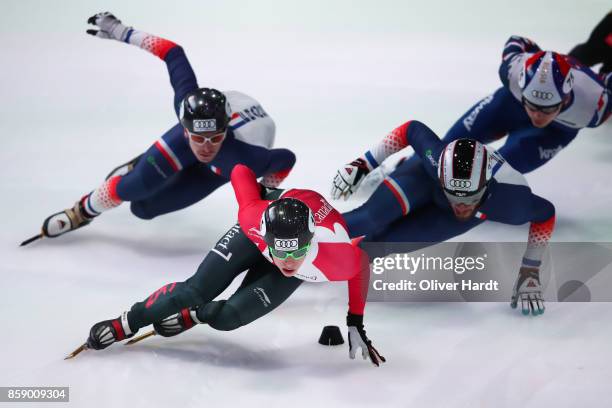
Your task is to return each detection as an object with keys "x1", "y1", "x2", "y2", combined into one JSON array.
[
  {"x1": 197, "y1": 301, "x2": 243, "y2": 331},
  {"x1": 130, "y1": 201, "x2": 155, "y2": 220}
]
